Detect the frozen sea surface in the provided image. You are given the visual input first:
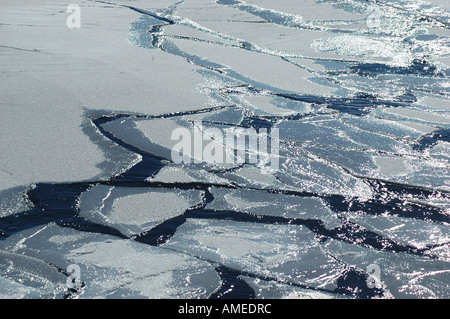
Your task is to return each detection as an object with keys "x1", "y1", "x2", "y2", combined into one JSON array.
[{"x1": 0, "y1": 0, "x2": 449, "y2": 298}]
